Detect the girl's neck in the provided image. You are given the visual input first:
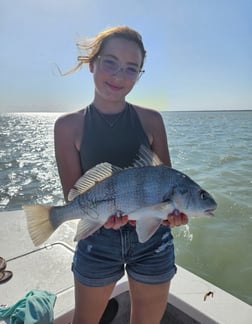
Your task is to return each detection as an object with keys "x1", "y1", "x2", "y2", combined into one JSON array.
[{"x1": 92, "y1": 98, "x2": 127, "y2": 114}]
